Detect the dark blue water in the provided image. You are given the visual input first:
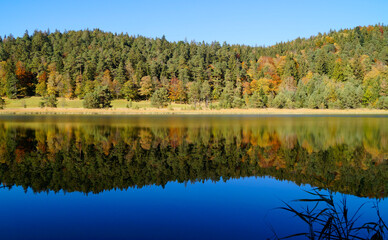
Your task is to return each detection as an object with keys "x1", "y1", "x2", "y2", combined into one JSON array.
[
  {"x1": 0, "y1": 115, "x2": 386, "y2": 239},
  {"x1": 1, "y1": 177, "x2": 386, "y2": 240}
]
